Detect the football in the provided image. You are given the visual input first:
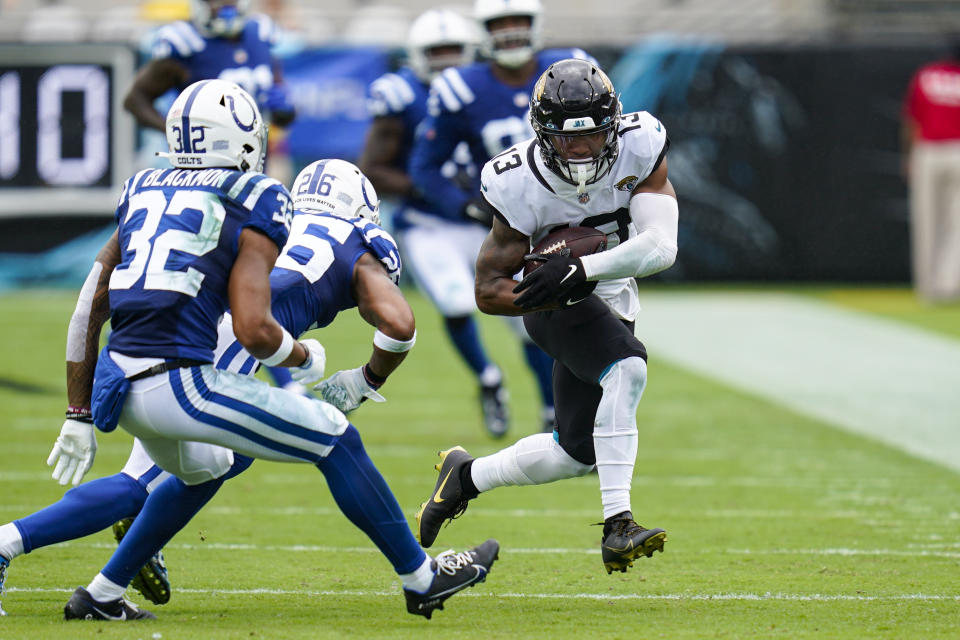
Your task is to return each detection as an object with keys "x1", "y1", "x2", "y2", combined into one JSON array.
[{"x1": 523, "y1": 226, "x2": 607, "y2": 277}]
